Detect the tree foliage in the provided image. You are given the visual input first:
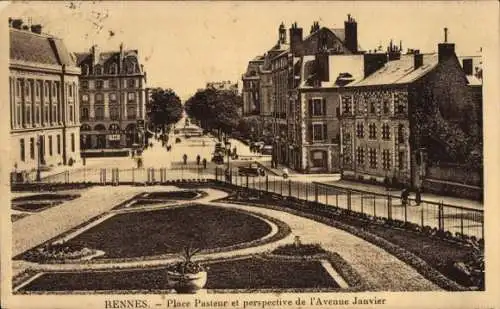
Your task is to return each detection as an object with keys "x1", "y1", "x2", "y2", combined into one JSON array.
[
  {"x1": 147, "y1": 88, "x2": 183, "y2": 129},
  {"x1": 185, "y1": 88, "x2": 242, "y2": 134}
]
